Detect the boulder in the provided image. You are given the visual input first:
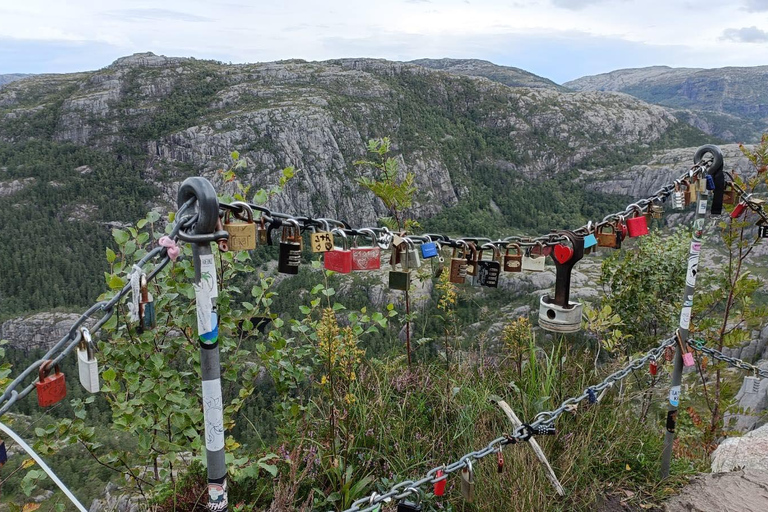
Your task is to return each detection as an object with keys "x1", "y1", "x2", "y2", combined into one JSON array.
[
  {"x1": 664, "y1": 469, "x2": 768, "y2": 512},
  {"x1": 712, "y1": 423, "x2": 768, "y2": 473}
]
